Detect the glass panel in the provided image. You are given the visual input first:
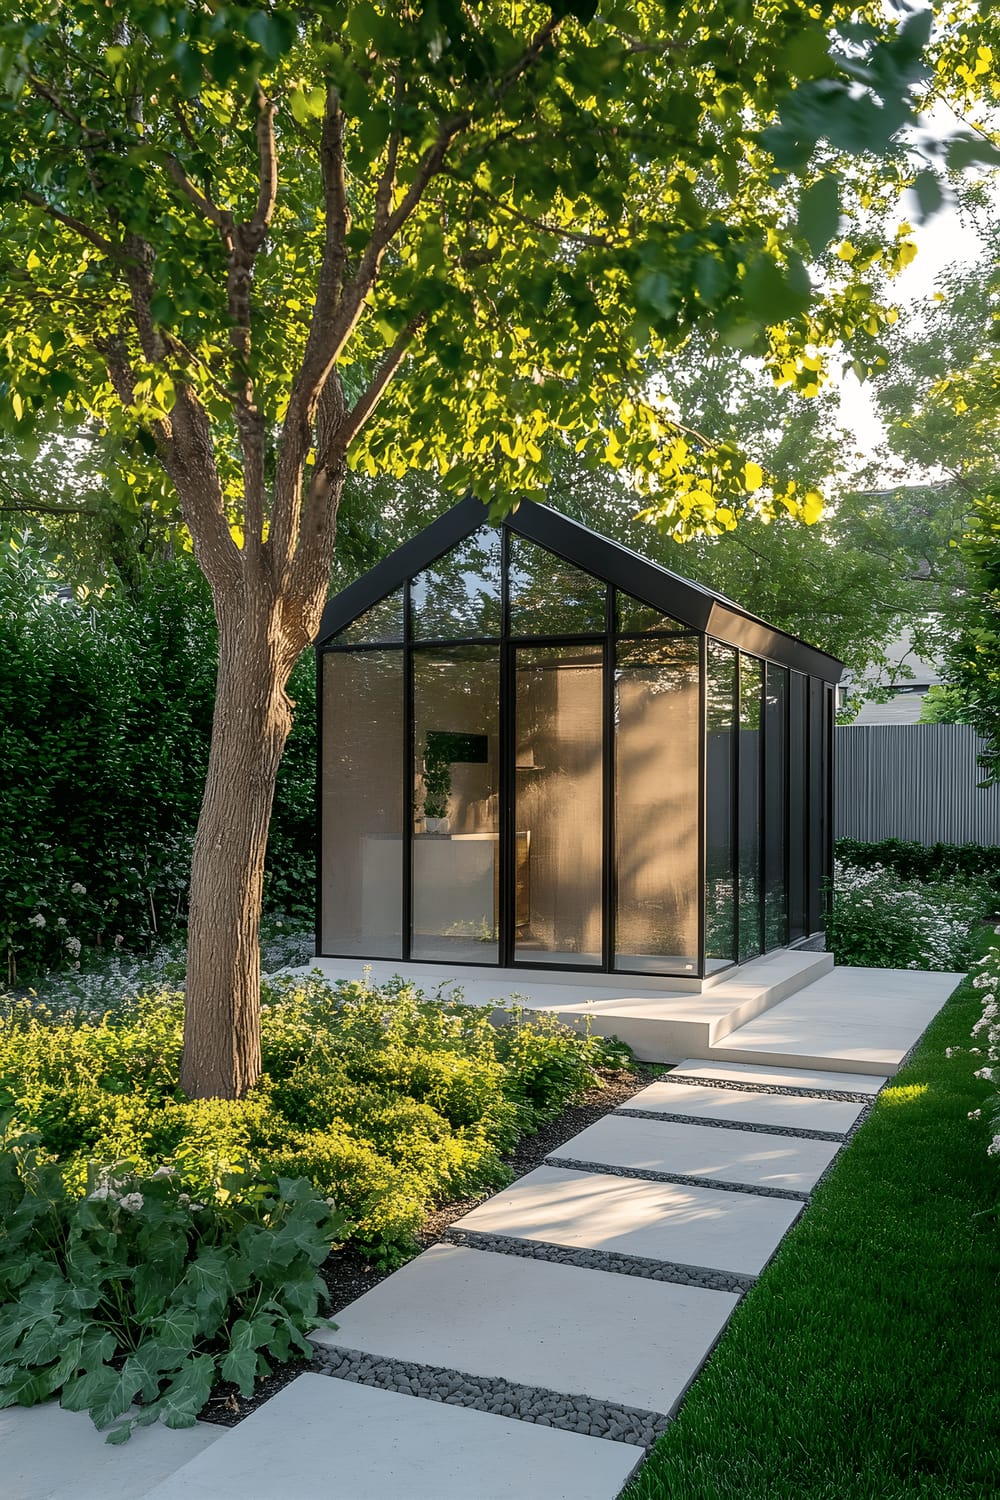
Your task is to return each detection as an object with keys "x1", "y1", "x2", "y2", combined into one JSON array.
[
  {"x1": 508, "y1": 537, "x2": 606, "y2": 636},
  {"x1": 335, "y1": 590, "x2": 405, "y2": 645},
  {"x1": 706, "y1": 642, "x2": 737, "y2": 968},
  {"x1": 616, "y1": 591, "x2": 686, "y2": 635},
  {"x1": 320, "y1": 651, "x2": 403, "y2": 956},
  {"x1": 615, "y1": 636, "x2": 699, "y2": 974},
  {"x1": 763, "y1": 663, "x2": 788, "y2": 950},
  {"x1": 808, "y1": 677, "x2": 825, "y2": 934},
  {"x1": 738, "y1": 655, "x2": 763, "y2": 962},
  {"x1": 412, "y1": 646, "x2": 500, "y2": 962},
  {"x1": 411, "y1": 528, "x2": 502, "y2": 639},
  {"x1": 514, "y1": 645, "x2": 603, "y2": 965},
  {"x1": 787, "y1": 672, "x2": 808, "y2": 942}
]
